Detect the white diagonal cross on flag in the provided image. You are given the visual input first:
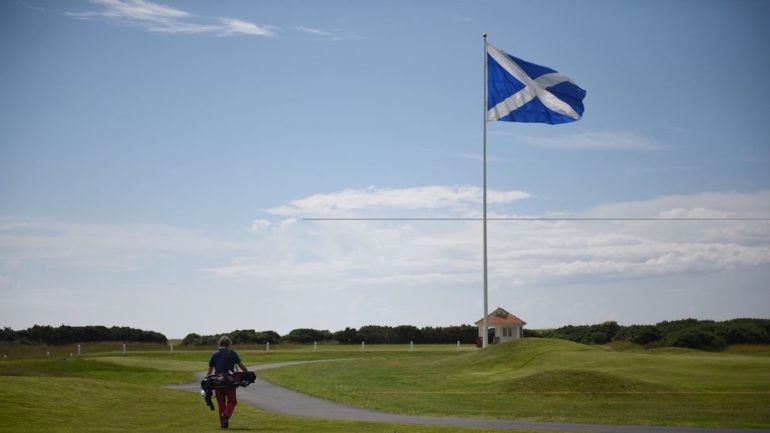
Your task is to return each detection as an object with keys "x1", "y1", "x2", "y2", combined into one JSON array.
[{"x1": 486, "y1": 43, "x2": 581, "y2": 122}]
